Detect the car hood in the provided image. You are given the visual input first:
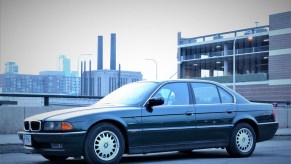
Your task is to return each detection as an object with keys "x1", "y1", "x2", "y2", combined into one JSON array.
[{"x1": 25, "y1": 104, "x2": 140, "y2": 121}]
